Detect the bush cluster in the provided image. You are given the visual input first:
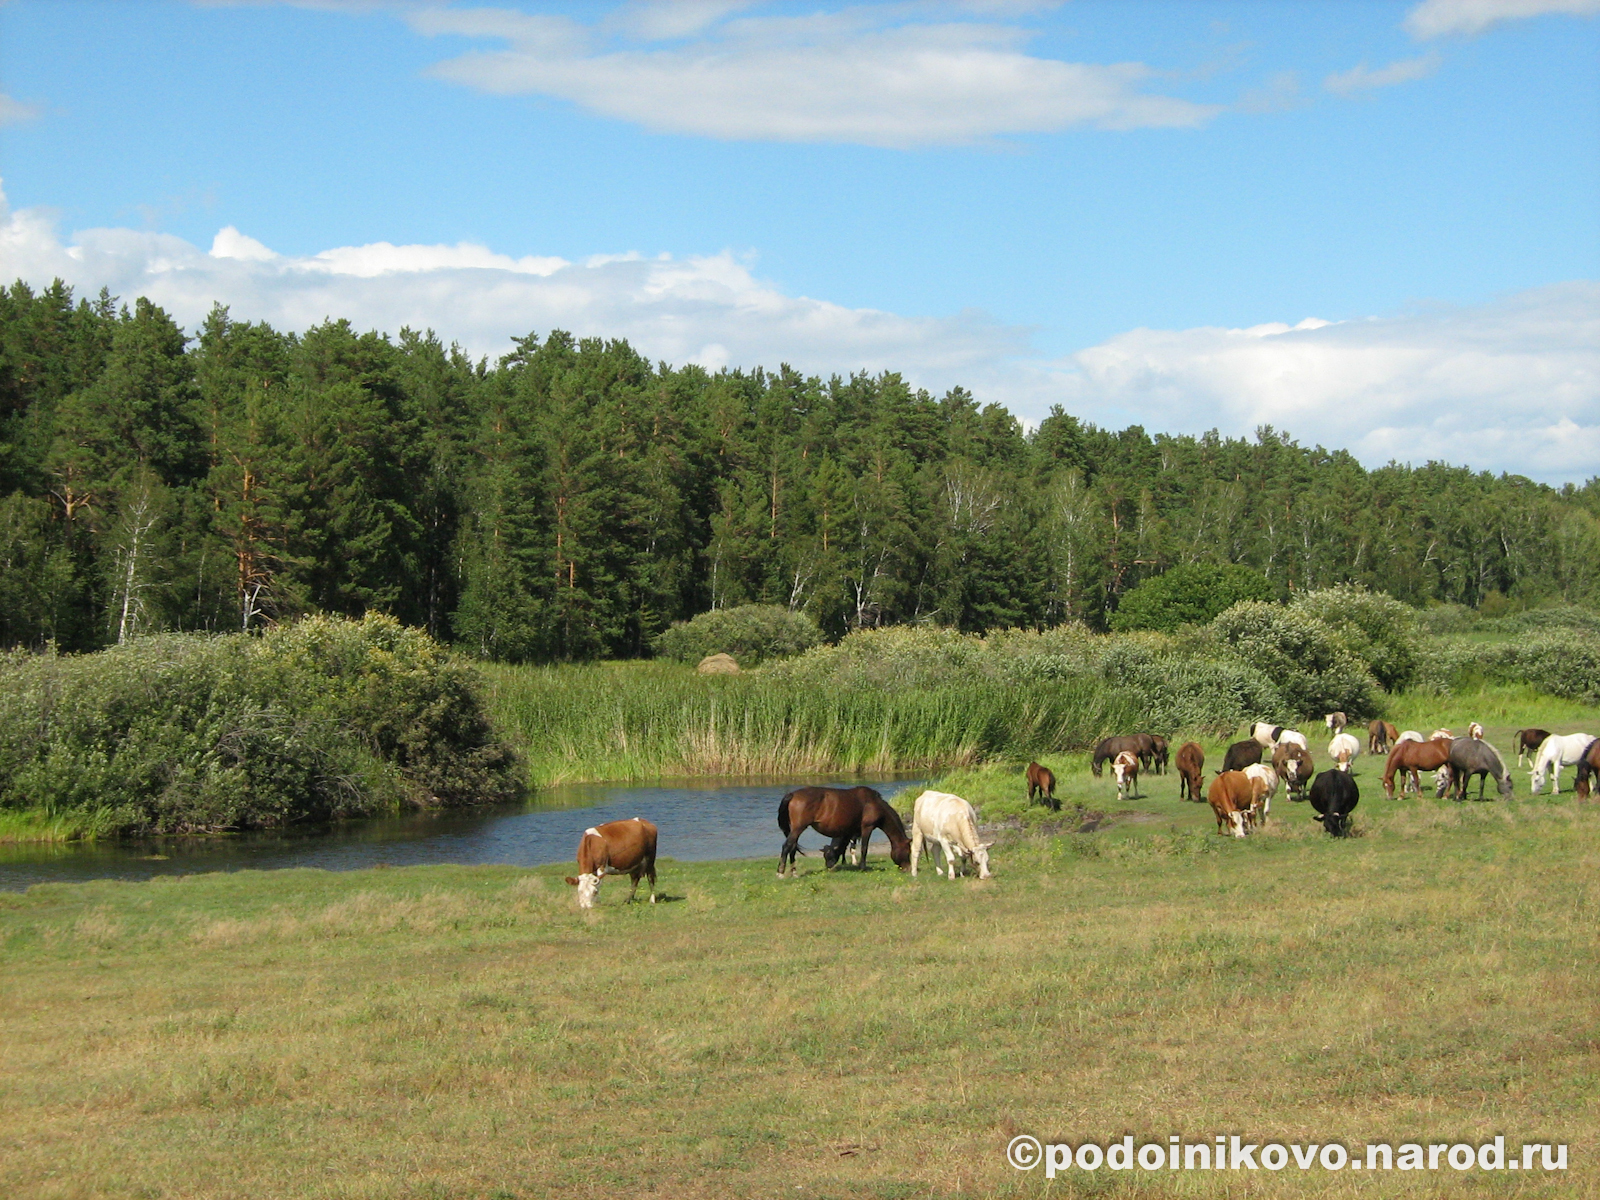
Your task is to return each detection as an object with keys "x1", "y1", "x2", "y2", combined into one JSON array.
[
  {"x1": 1206, "y1": 601, "x2": 1380, "y2": 718},
  {"x1": 1108, "y1": 563, "x2": 1276, "y2": 634},
  {"x1": 653, "y1": 604, "x2": 823, "y2": 667},
  {"x1": 1413, "y1": 633, "x2": 1600, "y2": 704},
  {"x1": 0, "y1": 615, "x2": 516, "y2": 835}
]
